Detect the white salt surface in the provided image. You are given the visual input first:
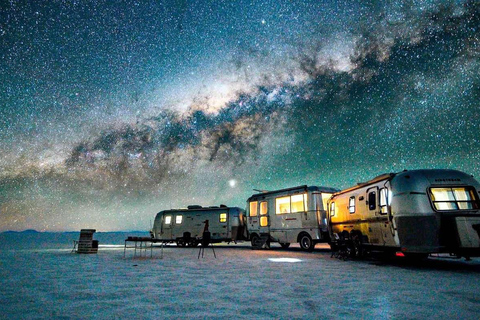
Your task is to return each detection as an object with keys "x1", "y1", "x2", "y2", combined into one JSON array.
[{"x1": 1, "y1": 234, "x2": 480, "y2": 319}]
